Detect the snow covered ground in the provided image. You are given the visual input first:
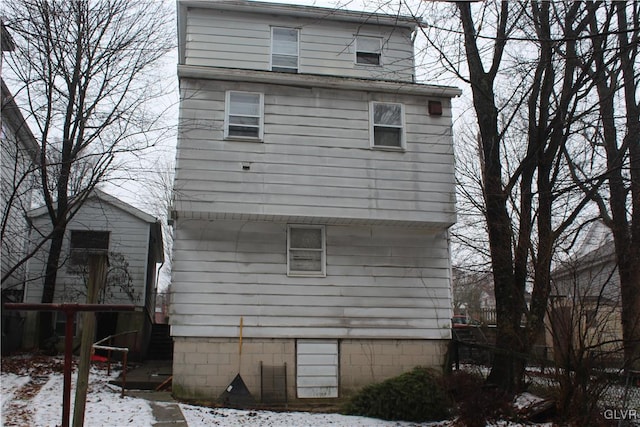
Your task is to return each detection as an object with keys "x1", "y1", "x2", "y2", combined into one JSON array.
[
  {"x1": 15, "y1": 354, "x2": 630, "y2": 426},
  {"x1": 1, "y1": 354, "x2": 453, "y2": 426}
]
